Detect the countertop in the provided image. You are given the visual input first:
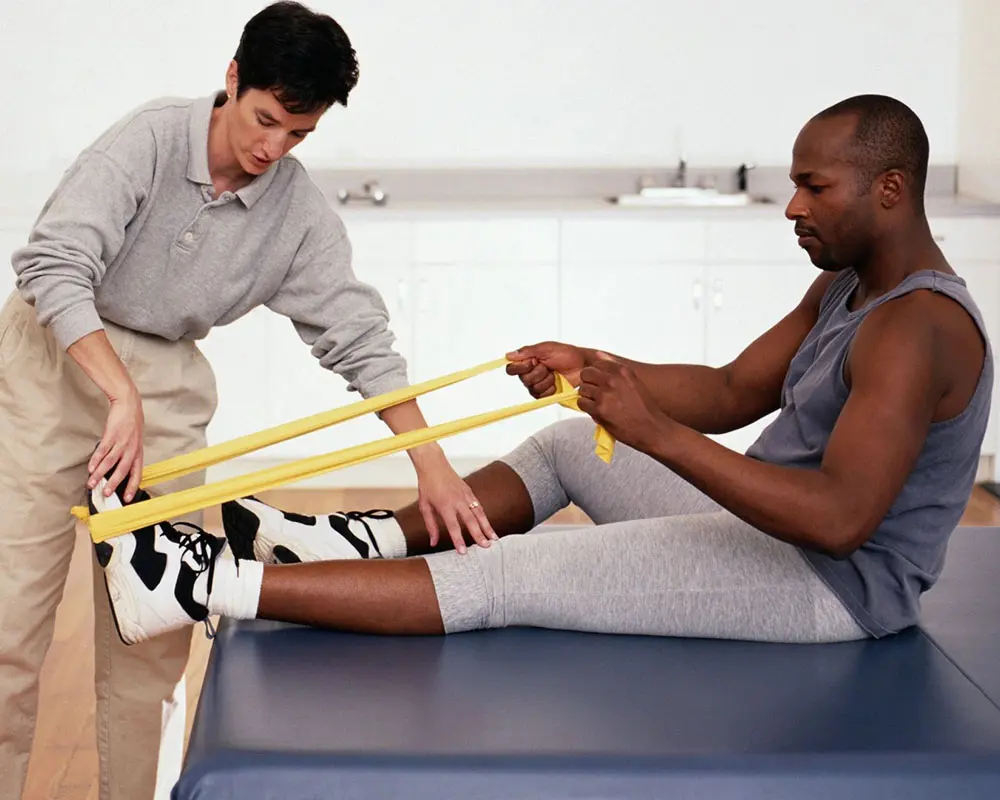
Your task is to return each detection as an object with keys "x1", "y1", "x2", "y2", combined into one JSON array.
[{"x1": 332, "y1": 193, "x2": 1000, "y2": 221}]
